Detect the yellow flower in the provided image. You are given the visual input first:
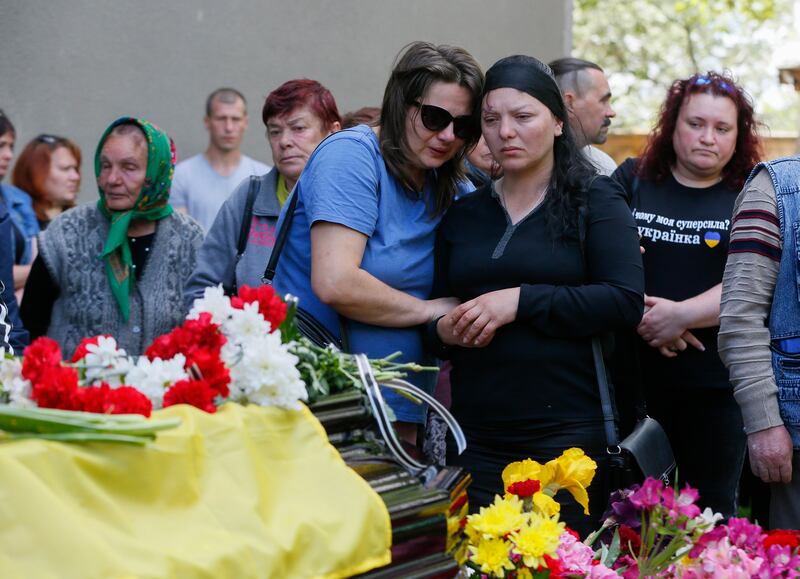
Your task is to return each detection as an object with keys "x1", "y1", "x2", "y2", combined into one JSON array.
[
  {"x1": 532, "y1": 492, "x2": 561, "y2": 517},
  {"x1": 468, "y1": 537, "x2": 515, "y2": 577},
  {"x1": 544, "y1": 448, "x2": 597, "y2": 515},
  {"x1": 502, "y1": 458, "x2": 554, "y2": 489},
  {"x1": 466, "y1": 494, "x2": 526, "y2": 539},
  {"x1": 510, "y1": 512, "x2": 565, "y2": 569}
]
